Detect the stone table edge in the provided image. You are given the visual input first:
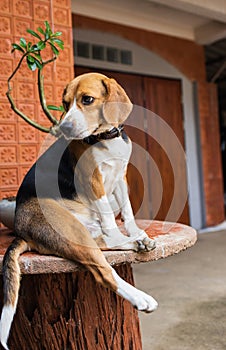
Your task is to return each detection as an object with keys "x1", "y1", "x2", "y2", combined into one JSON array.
[{"x1": 0, "y1": 223, "x2": 197, "y2": 274}]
